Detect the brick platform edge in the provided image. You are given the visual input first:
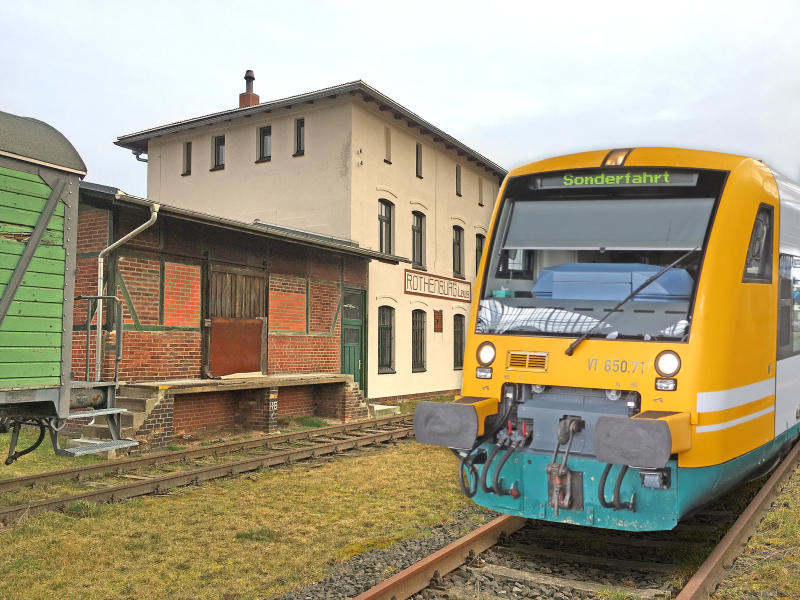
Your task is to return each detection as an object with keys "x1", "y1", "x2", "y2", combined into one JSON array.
[
  {"x1": 126, "y1": 376, "x2": 368, "y2": 451},
  {"x1": 370, "y1": 389, "x2": 460, "y2": 405}
]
